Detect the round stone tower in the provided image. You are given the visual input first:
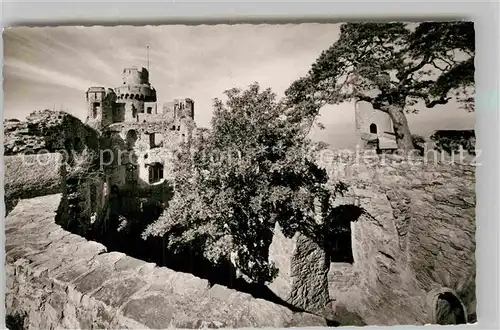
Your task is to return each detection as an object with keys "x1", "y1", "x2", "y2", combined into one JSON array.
[{"x1": 114, "y1": 67, "x2": 157, "y2": 122}]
